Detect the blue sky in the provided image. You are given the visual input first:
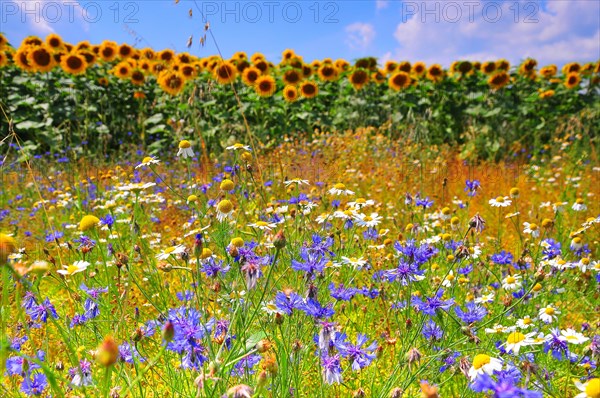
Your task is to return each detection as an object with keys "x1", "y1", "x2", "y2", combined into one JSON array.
[{"x1": 2, "y1": 0, "x2": 599, "y2": 66}]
